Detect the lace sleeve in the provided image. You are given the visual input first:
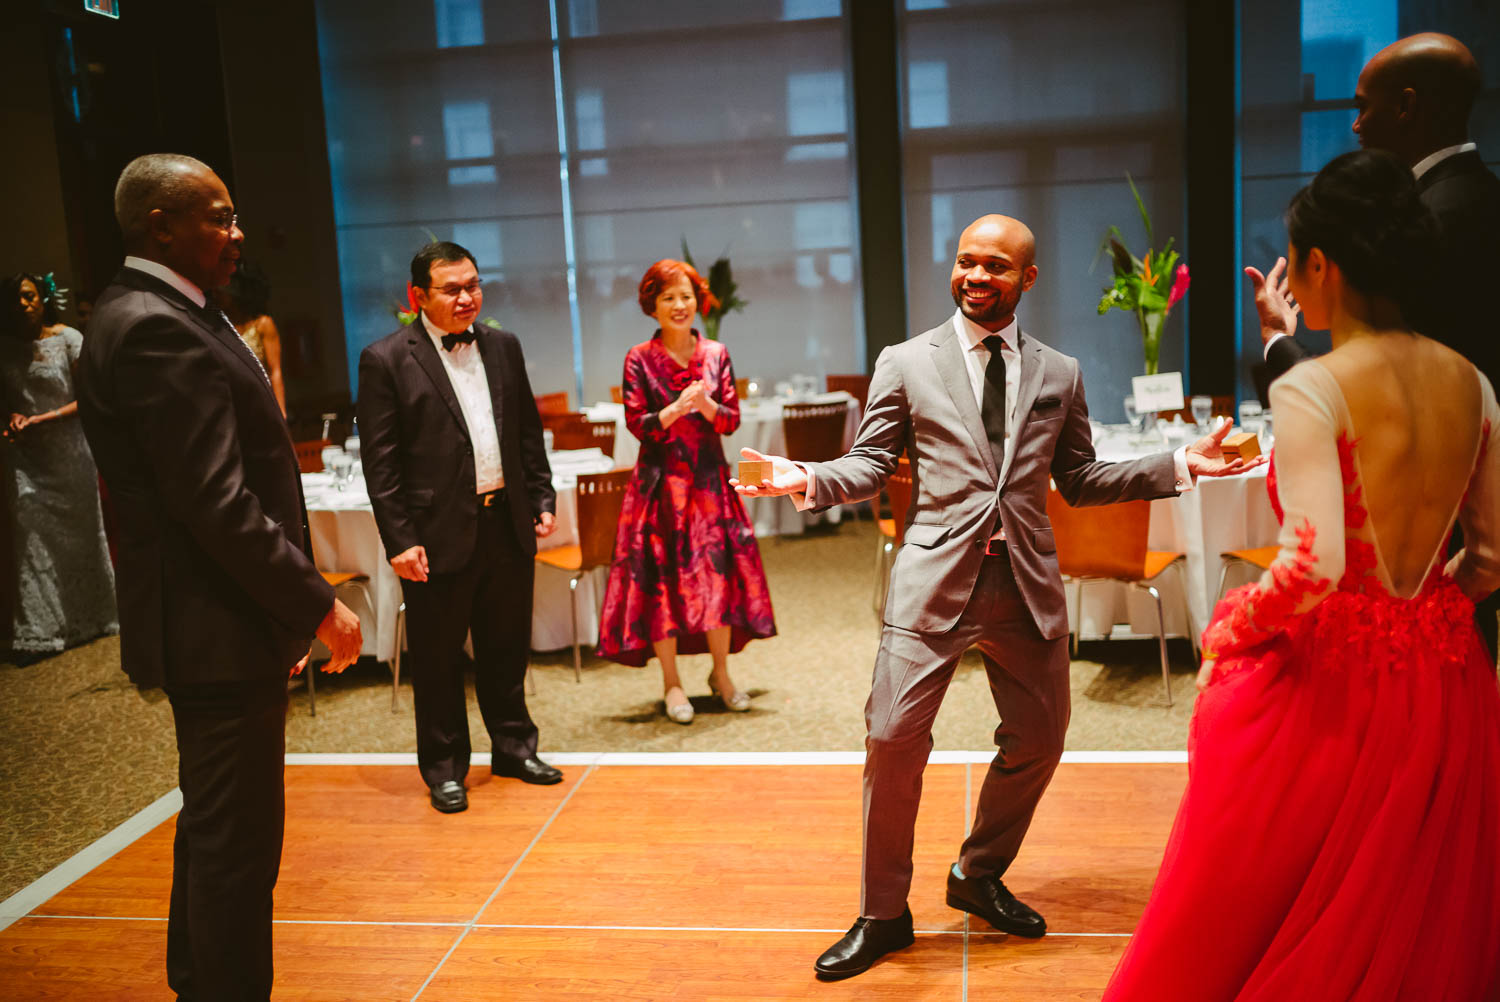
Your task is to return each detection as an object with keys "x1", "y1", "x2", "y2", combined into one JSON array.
[
  {"x1": 1445, "y1": 373, "x2": 1499, "y2": 602},
  {"x1": 1201, "y1": 364, "x2": 1348, "y2": 659}
]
